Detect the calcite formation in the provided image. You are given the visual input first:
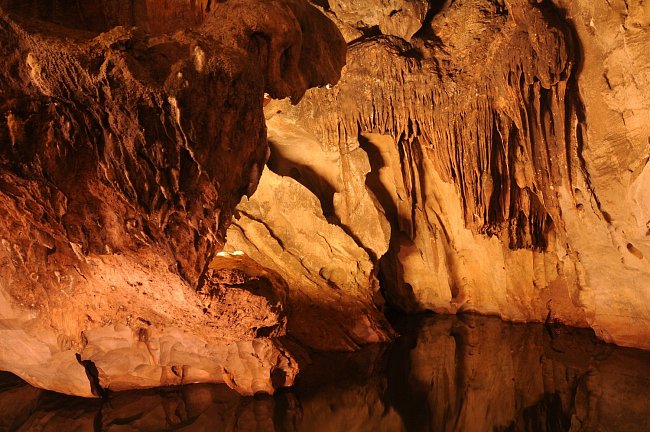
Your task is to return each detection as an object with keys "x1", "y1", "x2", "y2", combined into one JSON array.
[
  {"x1": 225, "y1": 0, "x2": 650, "y2": 349},
  {"x1": 0, "y1": 0, "x2": 345, "y2": 396},
  {"x1": 1, "y1": 0, "x2": 650, "y2": 399},
  {"x1": 225, "y1": 168, "x2": 394, "y2": 351}
]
